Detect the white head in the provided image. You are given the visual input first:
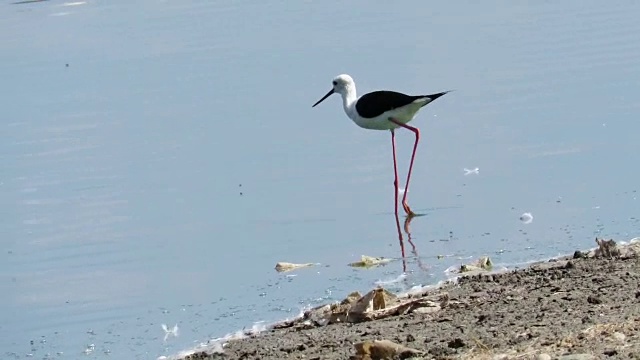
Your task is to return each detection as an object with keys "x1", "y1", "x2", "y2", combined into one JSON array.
[{"x1": 312, "y1": 74, "x2": 355, "y2": 107}]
